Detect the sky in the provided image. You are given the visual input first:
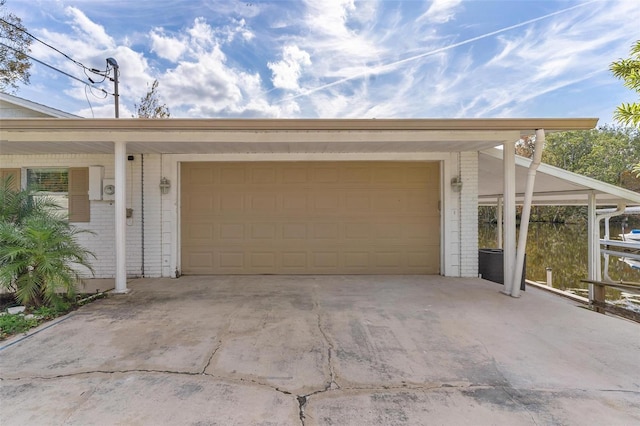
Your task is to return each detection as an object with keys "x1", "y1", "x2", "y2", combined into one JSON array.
[{"x1": 4, "y1": 0, "x2": 640, "y2": 123}]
